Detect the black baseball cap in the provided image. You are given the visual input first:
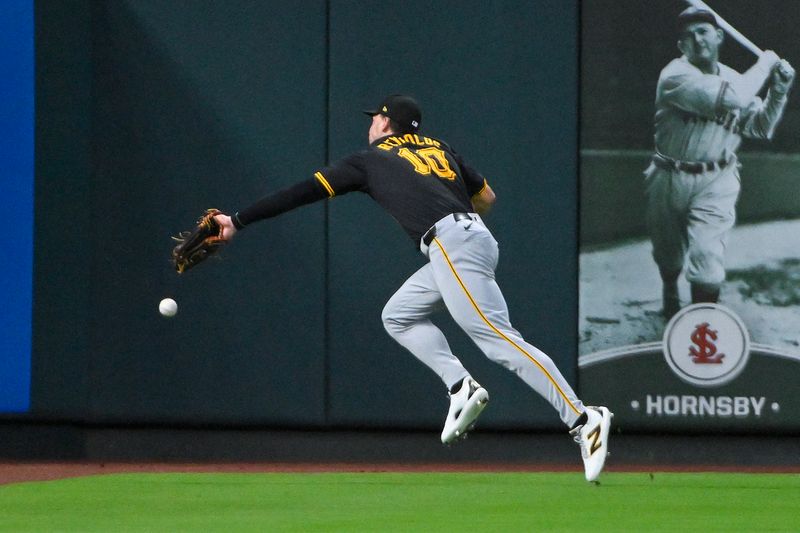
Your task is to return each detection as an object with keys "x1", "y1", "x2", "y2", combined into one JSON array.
[
  {"x1": 678, "y1": 6, "x2": 719, "y2": 32},
  {"x1": 363, "y1": 94, "x2": 422, "y2": 132}
]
